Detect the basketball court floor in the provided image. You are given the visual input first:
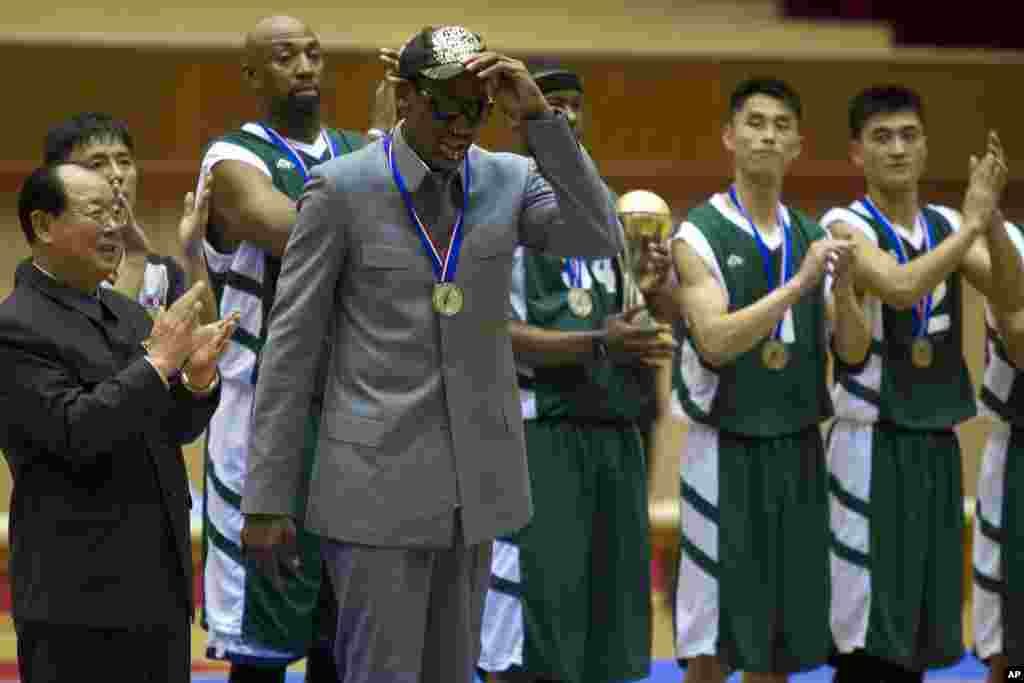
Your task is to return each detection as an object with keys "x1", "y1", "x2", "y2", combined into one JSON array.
[{"x1": 0, "y1": 597, "x2": 991, "y2": 681}]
